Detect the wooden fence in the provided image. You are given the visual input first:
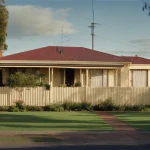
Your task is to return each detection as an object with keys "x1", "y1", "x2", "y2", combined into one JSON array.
[{"x1": 0, "y1": 87, "x2": 150, "y2": 106}]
